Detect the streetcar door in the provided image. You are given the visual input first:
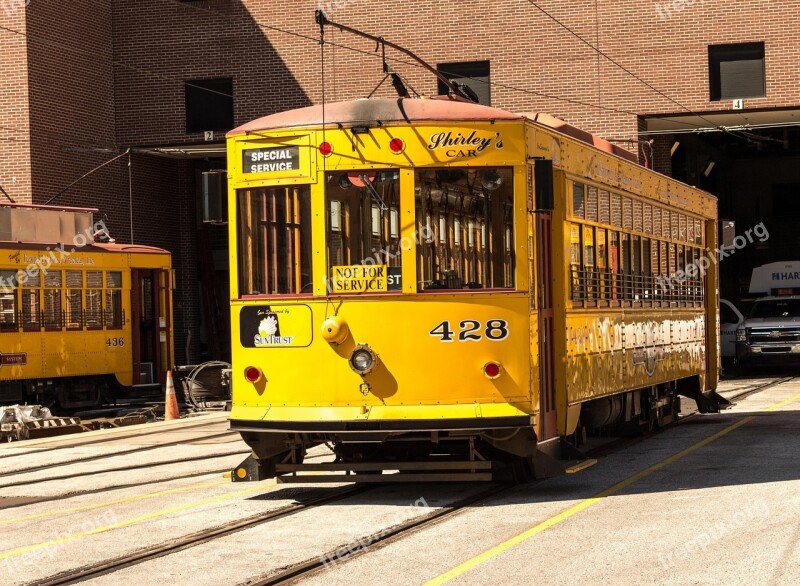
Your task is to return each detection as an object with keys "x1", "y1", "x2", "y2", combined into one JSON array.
[
  {"x1": 535, "y1": 161, "x2": 558, "y2": 441},
  {"x1": 131, "y1": 269, "x2": 172, "y2": 387}
]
